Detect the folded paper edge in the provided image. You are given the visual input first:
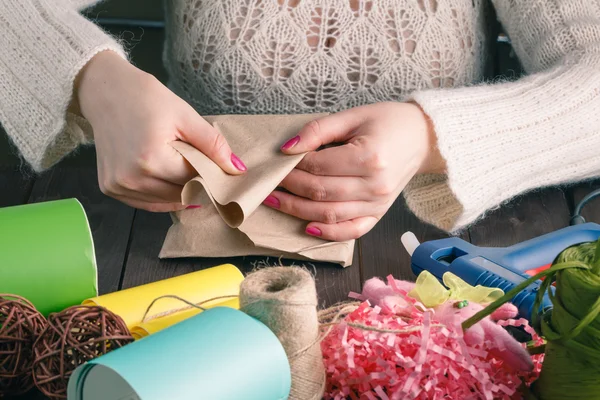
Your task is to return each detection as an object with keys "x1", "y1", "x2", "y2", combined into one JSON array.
[
  {"x1": 181, "y1": 176, "x2": 244, "y2": 228},
  {"x1": 171, "y1": 141, "x2": 245, "y2": 228},
  {"x1": 159, "y1": 217, "x2": 354, "y2": 267},
  {"x1": 298, "y1": 240, "x2": 355, "y2": 267}
]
